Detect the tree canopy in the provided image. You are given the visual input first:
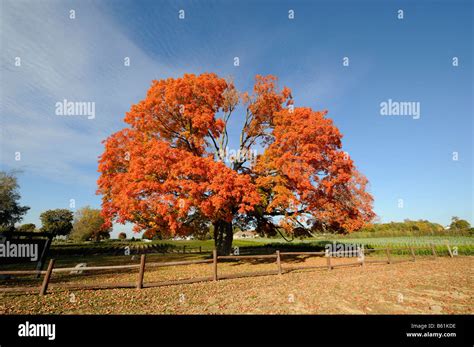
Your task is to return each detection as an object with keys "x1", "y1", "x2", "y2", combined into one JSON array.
[
  {"x1": 98, "y1": 73, "x2": 375, "y2": 254},
  {"x1": 40, "y1": 209, "x2": 74, "y2": 237},
  {"x1": 70, "y1": 206, "x2": 111, "y2": 241},
  {"x1": 0, "y1": 171, "x2": 30, "y2": 232},
  {"x1": 118, "y1": 232, "x2": 127, "y2": 240},
  {"x1": 449, "y1": 216, "x2": 471, "y2": 231},
  {"x1": 17, "y1": 223, "x2": 37, "y2": 233}
]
